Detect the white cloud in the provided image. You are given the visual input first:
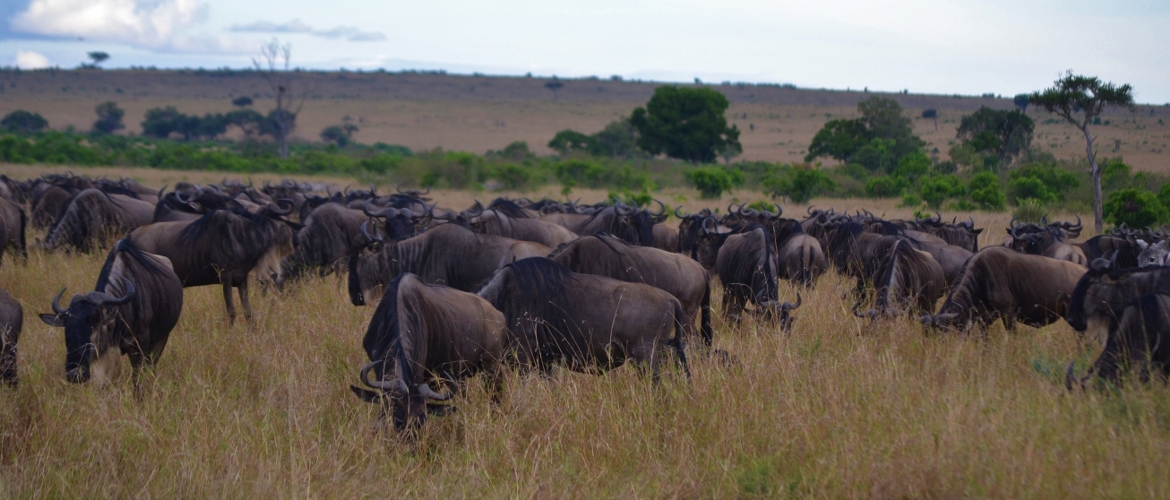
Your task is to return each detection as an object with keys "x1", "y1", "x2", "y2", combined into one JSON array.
[
  {"x1": 14, "y1": 50, "x2": 50, "y2": 69},
  {"x1": 9, "y1": 0, "x2": 245, "y2": 52},
  {"x1": 231, "y1": 18, "x2": 386, "y2": 42}
]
